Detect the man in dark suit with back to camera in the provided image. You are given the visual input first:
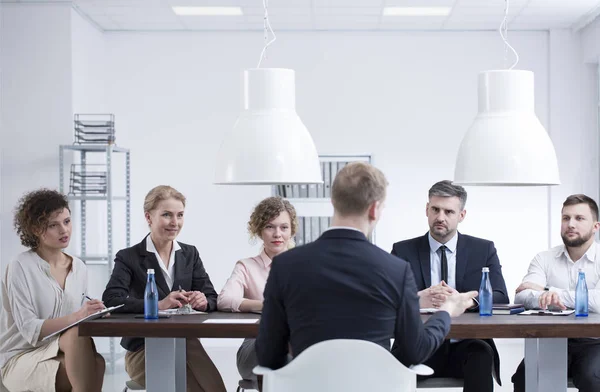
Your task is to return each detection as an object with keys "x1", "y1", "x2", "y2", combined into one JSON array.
[
  {"x1": 256, "y1": 163, "x2": 477, "y2": 371},
  {"x1": 391, "y1": 180, "x2": 509, "y2": 392}
]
